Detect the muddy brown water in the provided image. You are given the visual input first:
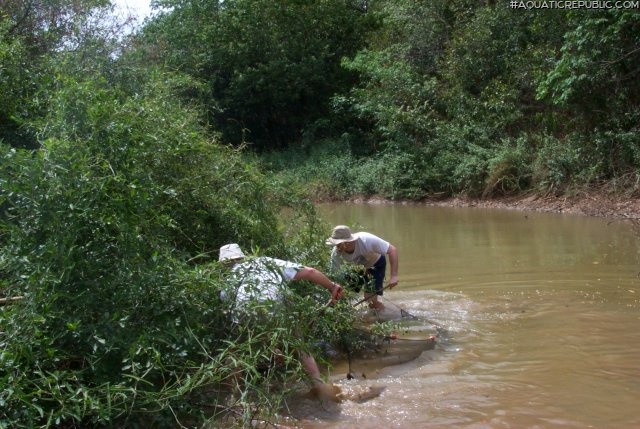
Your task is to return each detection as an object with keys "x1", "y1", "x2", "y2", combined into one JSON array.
[{"x1": 283, "y1": 203, "x2": 640, "y2": 429}]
